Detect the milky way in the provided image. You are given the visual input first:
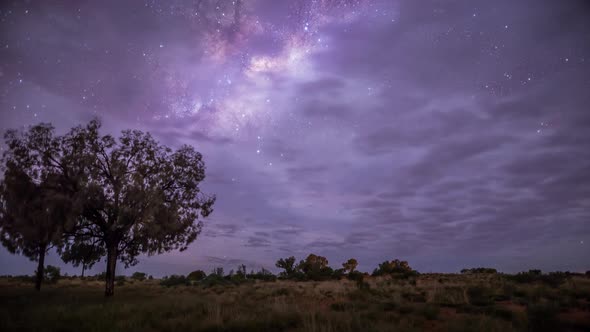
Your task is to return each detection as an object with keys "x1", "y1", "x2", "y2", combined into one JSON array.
[{"x1": 1, "y1": 0, "x2": 589, "y2": 276}]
